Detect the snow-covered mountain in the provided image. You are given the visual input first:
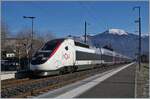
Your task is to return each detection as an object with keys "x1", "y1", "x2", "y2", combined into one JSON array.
[
  {"x1": 73, "y1": 29, "x2": 149, "y2": 58},
  {"x1": 106, "y1": 29, "x2": 128, "y2": 35}
]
